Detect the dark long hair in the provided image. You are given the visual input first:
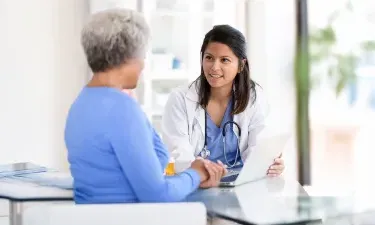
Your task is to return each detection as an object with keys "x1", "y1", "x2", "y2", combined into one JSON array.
[{"x1": 193, "y1": 25, "x2": 257, "y2": 114}]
